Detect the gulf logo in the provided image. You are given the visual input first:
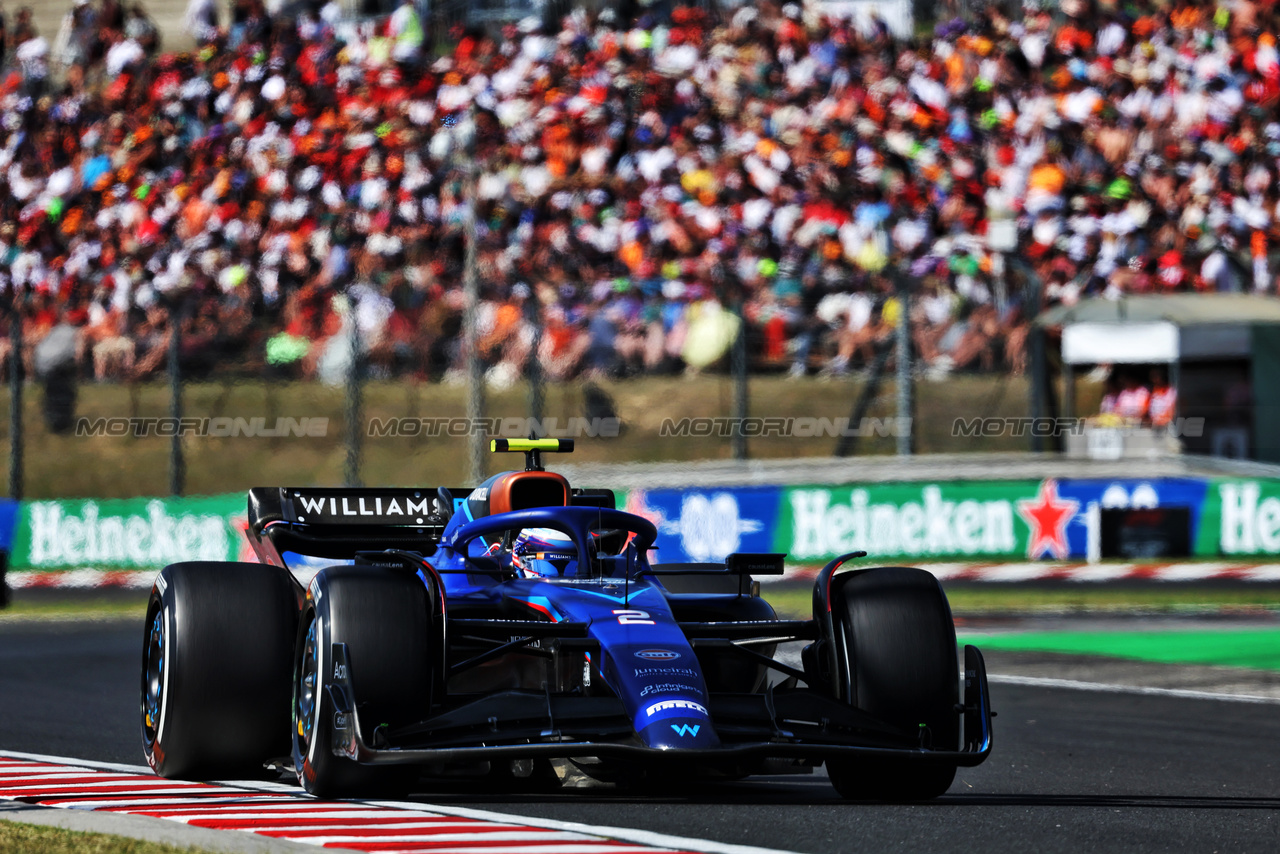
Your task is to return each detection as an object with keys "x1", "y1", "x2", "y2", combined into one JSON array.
[{"x1": 635, "y1": 649, "x2": 681, "y2": 661}]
